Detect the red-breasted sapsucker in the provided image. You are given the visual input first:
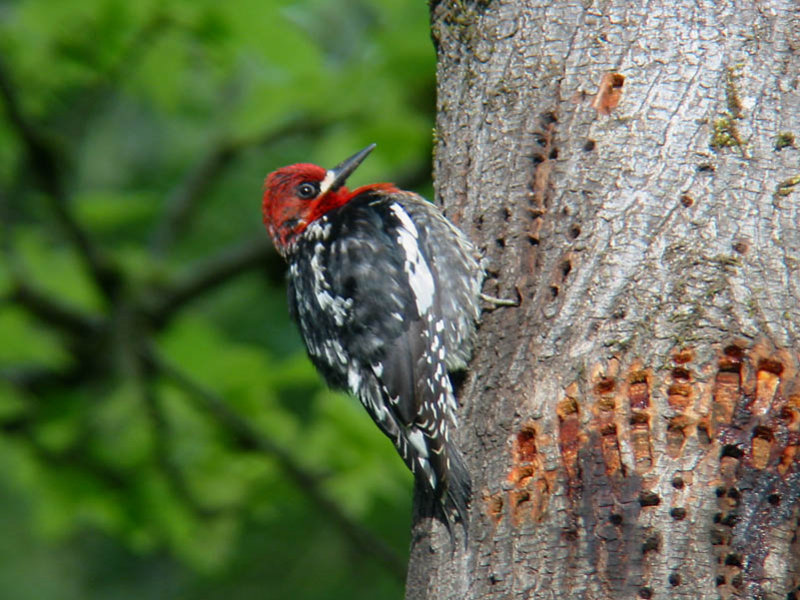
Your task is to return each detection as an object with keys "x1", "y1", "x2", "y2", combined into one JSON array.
[{"x1": 261, "y1": 144, "x2": 482, "y2": 535}]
